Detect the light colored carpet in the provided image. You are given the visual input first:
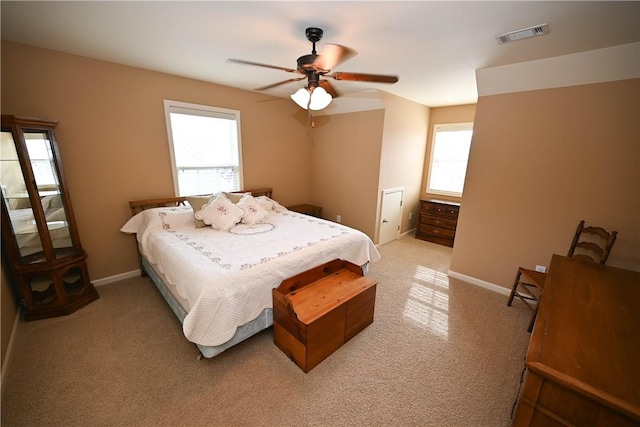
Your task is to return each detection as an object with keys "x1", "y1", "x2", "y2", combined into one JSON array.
[{"x1": 1, "y1": 236, "x2": 531, "y2": 426}]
